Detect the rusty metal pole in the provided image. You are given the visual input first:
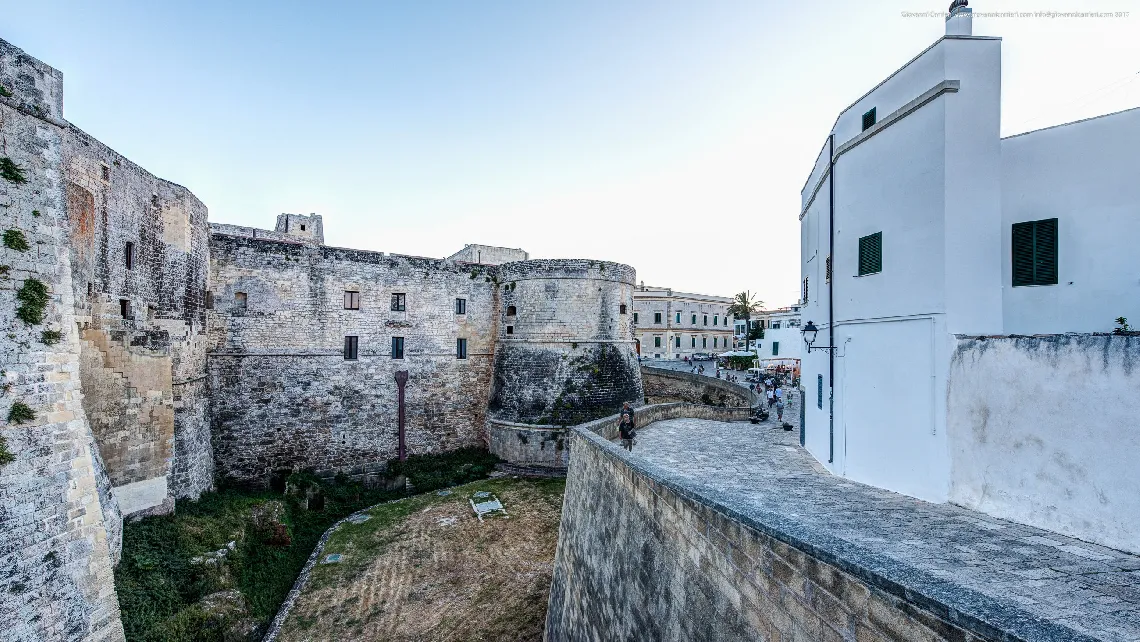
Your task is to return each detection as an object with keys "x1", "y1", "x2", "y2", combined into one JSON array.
[{"x1": 395, "y1": 370, "x2": 409, "y2": 461}]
